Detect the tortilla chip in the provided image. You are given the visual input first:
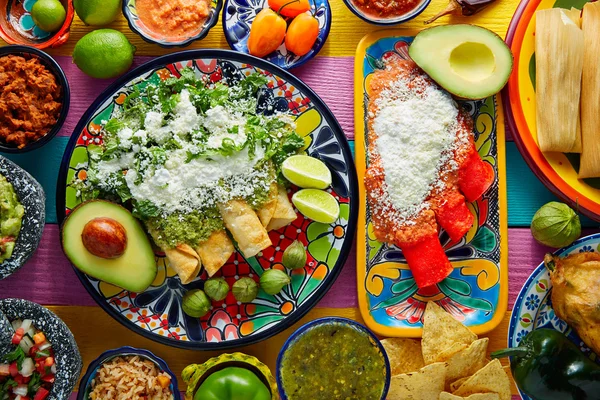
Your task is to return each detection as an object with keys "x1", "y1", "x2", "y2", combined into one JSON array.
[
  {"x1": 443, "y1": 338, "x2": 489, "y2": 387},
  {"x1": 381, "y1": 338, "x2": 425, "y2": 375},
  {"x1": 452, "y1": 360, "x2": 511, "y2": 400},
  {"x1": 422, "y1": 302, "x2": 477, "y2": 364},
  {"x1": 387, "y1": 362, "x2": 446, "y2": 400},
  {"x1": 440, "y1": 392, "x2": 500, "y2": 400},
  {"x1": 450, "y1": 377, "x2": 470, "y2": 393},
  {"x1": 436, "y1": 343, "x2": 468, "y2": 362}
]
